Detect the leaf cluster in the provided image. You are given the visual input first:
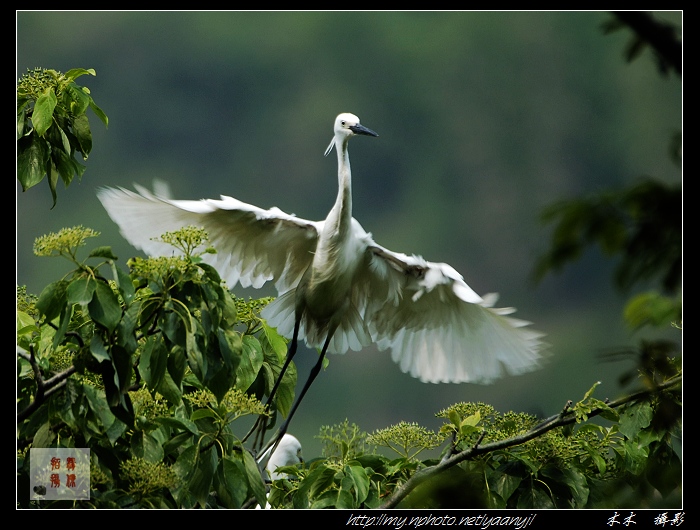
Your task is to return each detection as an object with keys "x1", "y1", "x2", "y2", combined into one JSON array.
[
  {"x1": 17, "y1": 226, "x2": 295, "y2": 508},
  {"x1": 532, "y1": 178, "x2": 681, "y2": 296},
  {"x1": 604, "y1": 12, "x2": 682, "y2": 77},
  {"x1": 257, "y1": 374, "x2": 681, "y2": 510},
  {"x1": 17, "y1": 67, "x2": 108, "y2": 207}
]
